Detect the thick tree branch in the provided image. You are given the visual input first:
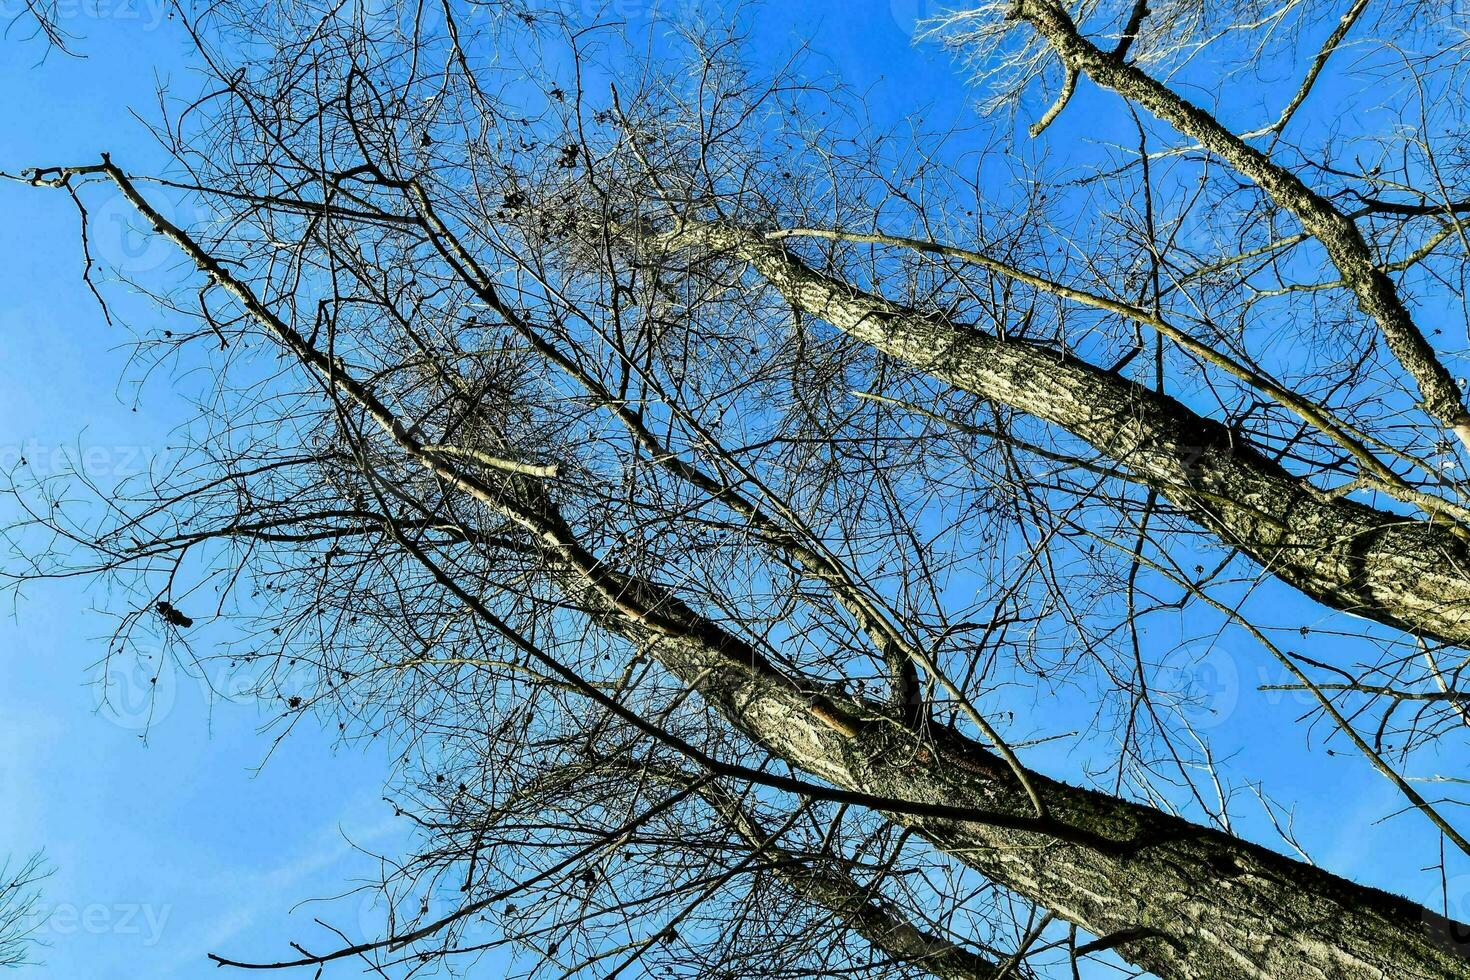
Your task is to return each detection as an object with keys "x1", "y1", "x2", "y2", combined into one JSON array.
[
  {"x1": 623, "y1": 760, "x2": 1010, "y2": 980},
  {"x1": 648, "y1": 219, "x2": 1470, "y2": 649},
  {"x1": 1008, "y1": 0, "x2": 1470, "y2": 451}
]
